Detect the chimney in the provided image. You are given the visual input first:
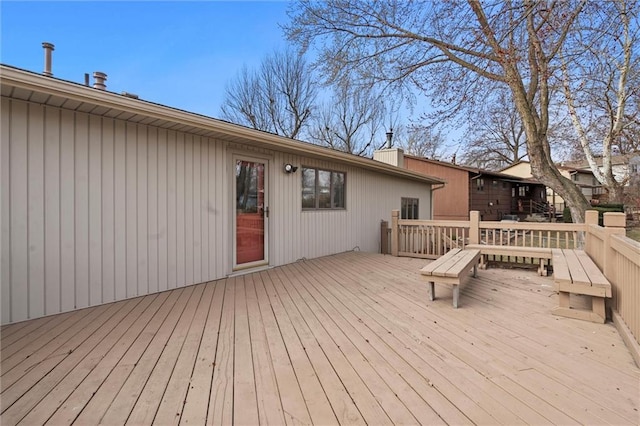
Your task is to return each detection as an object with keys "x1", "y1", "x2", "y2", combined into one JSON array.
[
  {"x1": 386, "y1": 128, "x2": 393, "y2": 149},
  {"x1": 84, "y1": 73, "x2": 90, "y2": 86},
  {"x1": 93, "y1": 71, "x2": 107, "y2": 90},
  {"x1": 42, "y1": 42, "x2": 54, "y2": 77}
]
